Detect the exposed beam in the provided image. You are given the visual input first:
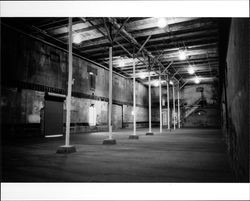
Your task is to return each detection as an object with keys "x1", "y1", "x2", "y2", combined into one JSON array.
[
  {"x1": 136, "y1": 35, "x2": 151, "y2": 55},
  {"x1": 113, "y1": 17, "x2": 130, "y2": 42},
  {"x1": 77, "y1": 26, "x2": 218, "y2": 51},
  {"x1": 102, "y1": 18, "x2": 182, "y2": 81}
]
